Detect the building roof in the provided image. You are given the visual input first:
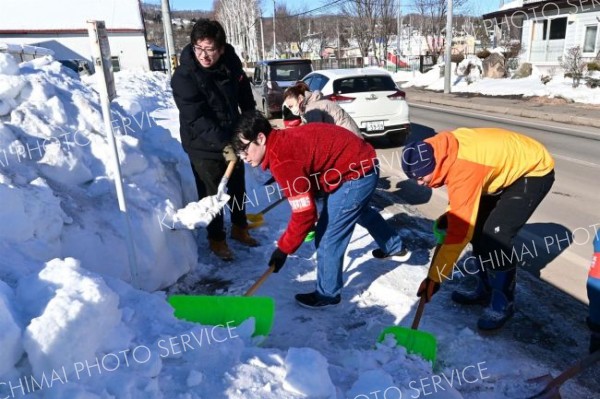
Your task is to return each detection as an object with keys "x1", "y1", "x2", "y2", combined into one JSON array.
[{"x1": 0, "y1": 0, "x2": 144, "y2": 32}]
